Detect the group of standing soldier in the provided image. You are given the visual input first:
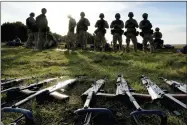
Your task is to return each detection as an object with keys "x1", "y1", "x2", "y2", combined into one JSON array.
[
  {"x1": 67, "y1": 11, "x2": 163, "y2": 53},
  {"x1": 25, "y1": 8, "x2": 57, "y2": 50},
  {"x1": 25, "y1": 8, "x2": 163, "y2": 53}
]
